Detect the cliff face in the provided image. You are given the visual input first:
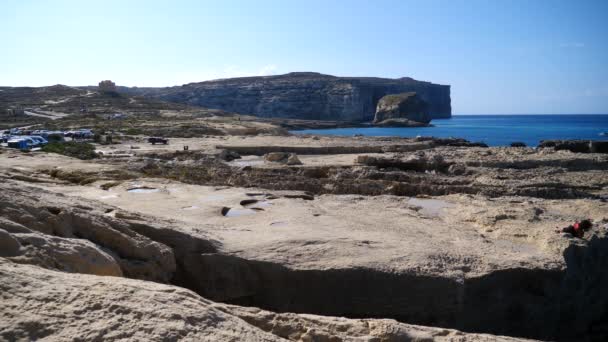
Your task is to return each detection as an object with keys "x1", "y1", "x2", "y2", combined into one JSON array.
[
  {"x1": 374, "y1": 92, "x2": 430, "y2": 124},
  {"x1": 124, "y1": 72, "x2": 451, "y2": 121}
]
